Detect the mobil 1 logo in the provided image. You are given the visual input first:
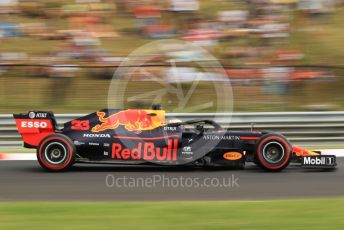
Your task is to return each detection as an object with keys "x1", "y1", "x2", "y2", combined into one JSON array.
[{"x1": 302, "y1": 155, "x2": 336, "y2": 168}]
